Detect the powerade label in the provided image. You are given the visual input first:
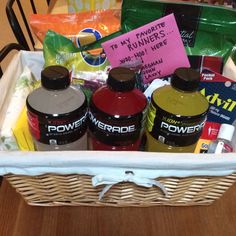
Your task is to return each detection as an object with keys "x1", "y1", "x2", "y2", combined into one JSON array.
[
  {"x1": 27, "y1": 105, "x2": 87, "y2": 146},
  {"x1": 89, "y1": 101, "x2": 145, "y2": 146},
  {"x1": 163, "y1": 4, "x2": 202, "y2": 47},
  {"x1": 147, "y1": 98, "x2": 207, "y2": 147}
]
